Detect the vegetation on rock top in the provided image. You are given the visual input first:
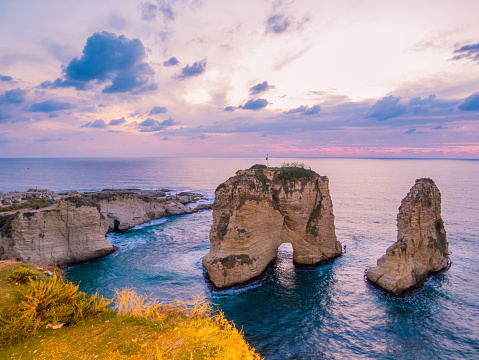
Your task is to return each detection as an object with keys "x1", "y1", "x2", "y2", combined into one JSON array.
[
  {"x1": 0, "y1": 199, "x2": 53, "y2": 213},
  {"x1": 245, "y1": 162, "x2": 319, "y2": 181}
]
